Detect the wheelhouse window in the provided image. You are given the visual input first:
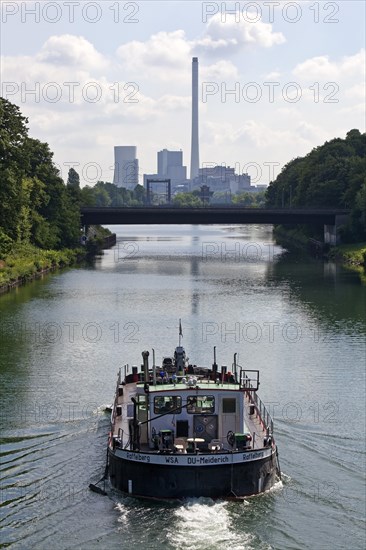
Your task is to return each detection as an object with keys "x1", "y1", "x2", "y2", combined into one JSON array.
[
  {"x1": 187, "y1": 396, "x2": 215, "y2": 414},
  {"x1": 154, "y1": 396, "x2": 182, "y2": 414}
]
